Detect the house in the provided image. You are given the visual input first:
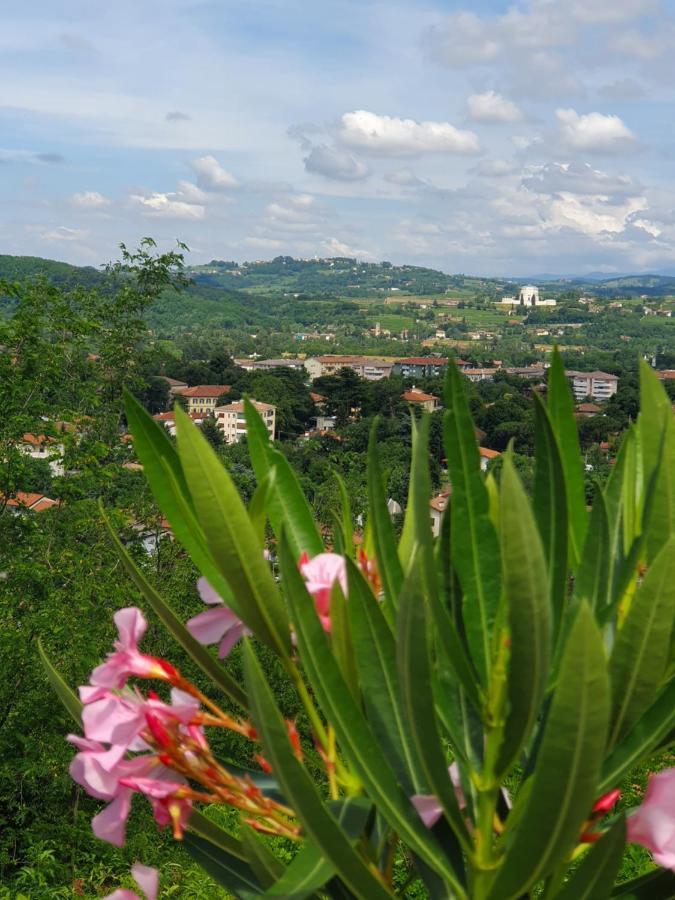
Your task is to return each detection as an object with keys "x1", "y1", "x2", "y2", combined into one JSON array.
[
  {"x1": 215, "y1": 400, "x2": 276, "y2": 444},
  {"x1": 501, "y1": 285, "x2": 556, "y2": 307},
  {"x1": 503, "y1": 366, "x2": 547, "y2": 379},
  {"x1": 656, "y1": 370, "x2": 675, "y2": 381},
  {"x1": 566, "y1": 371, "x2": 618, "y2": 402},
  {"x1": 463, "y1": 368, "x2": 497, "y2": 383},
  {"x1": 249, "y1": 358, "x2": 305, "y2": 371},
  {"x1": 19, "y1": 433, "x2": 65, "y2": 477},
  {"x1": 478, "y1": 447, "x2": 501, "y2": 472},
  {"x1": 392, "y1": 357, "x2": 449, "y2": 379},
  {"x1": 575, "y1": 402, "x2": 603, "y2": 418},
  {"x1": 153, "y1": 411, "x2": 206, "y2": 436},
  {"x1": 157, "y1": 376, "x2": 189, "y2": 396},
  {"x1": 402, "y1": 388, "x2": 440, "y2": 412},
  {"x1": 304, "y1": 356, "x2": 393, "y2": 381},
  {"x1": 175, "y1": 385, "x2": 230, "y2": 414},
  {"x1": 4, "y1": 491, "x2": 59, "y2": 513},
  {"x1": 429, "y1": 491, "x2": 451, "y2": 538}
]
